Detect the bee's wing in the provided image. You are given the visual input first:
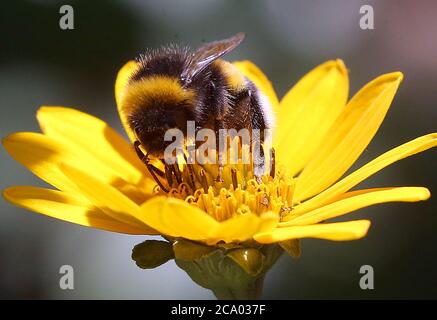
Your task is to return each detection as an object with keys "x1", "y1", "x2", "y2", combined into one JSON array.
[{"x1": 181, "y1": 32, "x2": 245, "y2": 83}]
